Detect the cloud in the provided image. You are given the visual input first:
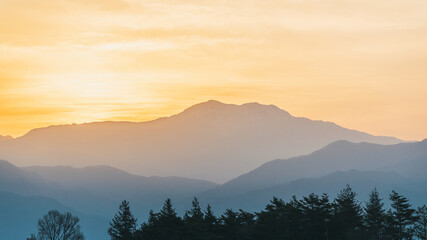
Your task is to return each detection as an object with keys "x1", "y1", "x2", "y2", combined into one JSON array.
[{"x1": 0, "y1": 0, "x2": 427, "y2": 139}]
